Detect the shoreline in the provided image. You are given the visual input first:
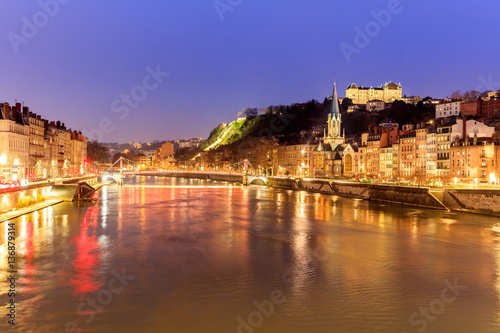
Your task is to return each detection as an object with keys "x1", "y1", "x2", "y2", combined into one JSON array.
[
  {"x1": 0, "y1": 200, "x2": 63, "y2": 224},
  {"x1": 0, "y1": 180, "x2": 110, "y2": 223},
  {"x1": 145, "y1": 172, "x2": 500, "y2": 217}
]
